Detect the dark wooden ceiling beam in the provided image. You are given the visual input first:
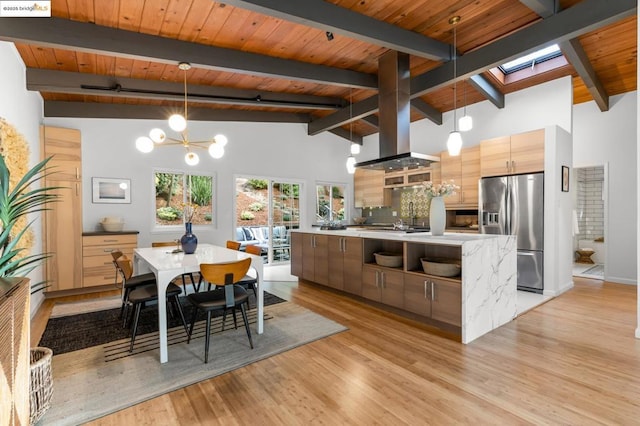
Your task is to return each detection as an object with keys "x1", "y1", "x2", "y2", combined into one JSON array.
[
  {"x1": 222, "y1": 0, "x2": 451, "y2": 61},
  {"x1": 559, "y1": 39, "x2": 609, "y2": 111},
  {"x1": 361, "y1": 116, "x2": 379, "y2": 129},
  {"x1": 310, "y1": 0, "x2": 635, "y2": 133},
  {"x1": 43, "y1": 101, "x2": 311, "y2": 123},
  {"x1": 328, "y1": 127, "x2": 363, "y2": 144},
  {"x1": 518, "y1": 0, "x2": 558, "y2": 18},
  {"x1": 519, "y1": 0, "x2": 609, "y2": 111},
  {"x1": 411, "y1": 0, "x2": 635, "y2": 96},
  {"x1": 410, "y1": 98, "x2": 443, "y2": 125},
  {"x1": 0, "y1": 17, "x2": 377, "y2": 89},
  {"x1": 308, "y1": 96, "x2": 379, "y2": 135},
  {"x1": 468, "y1": 75, "x2": 505, "y2": 109},
  {"x1": 27, "y1": 68, "x2": 344, "y2": 111}
]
